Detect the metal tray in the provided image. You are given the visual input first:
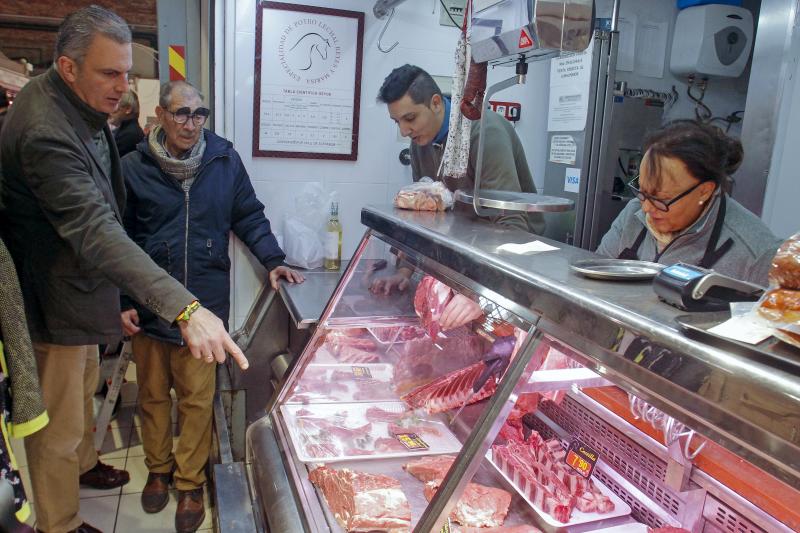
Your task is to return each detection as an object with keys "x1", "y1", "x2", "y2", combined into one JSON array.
[
  {"x1": 675, "y1": 311, "x2": 800, "y2": 372},
  {"x1": 570, "y1": 259, "x2": 664, "y2": 281}
]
